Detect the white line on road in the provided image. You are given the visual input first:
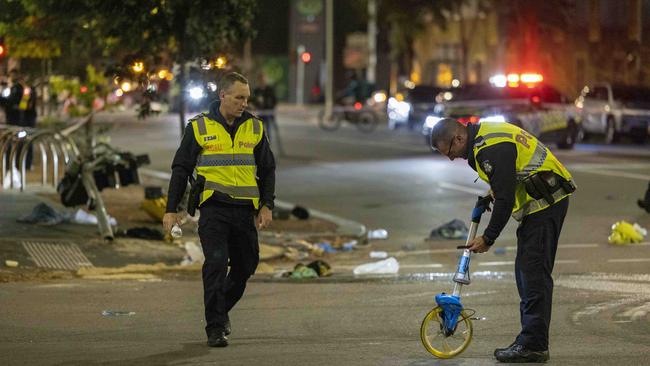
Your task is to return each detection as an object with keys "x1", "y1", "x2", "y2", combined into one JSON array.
[
  {"x1": 571, "y1": 167, "x2": 650, "y2": 181},
  {"x1": 478, "y1": 259, "x2": 579, "y2": 267},
  {"x1": 478, "y1": 261, "x2": 514, "y2": 266},
  {"x1": 607, "y1": 258, "x2": 650, "y2": 263},
  {"x1": 438, "y1": 182, "x2": 486, "y2": 196},
  {"x1": 333, "y1": 263, "x2": 444, "y2": 270},
  {"x1": 391, "y1": 243, "x2": 600, "y2": 258}
]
